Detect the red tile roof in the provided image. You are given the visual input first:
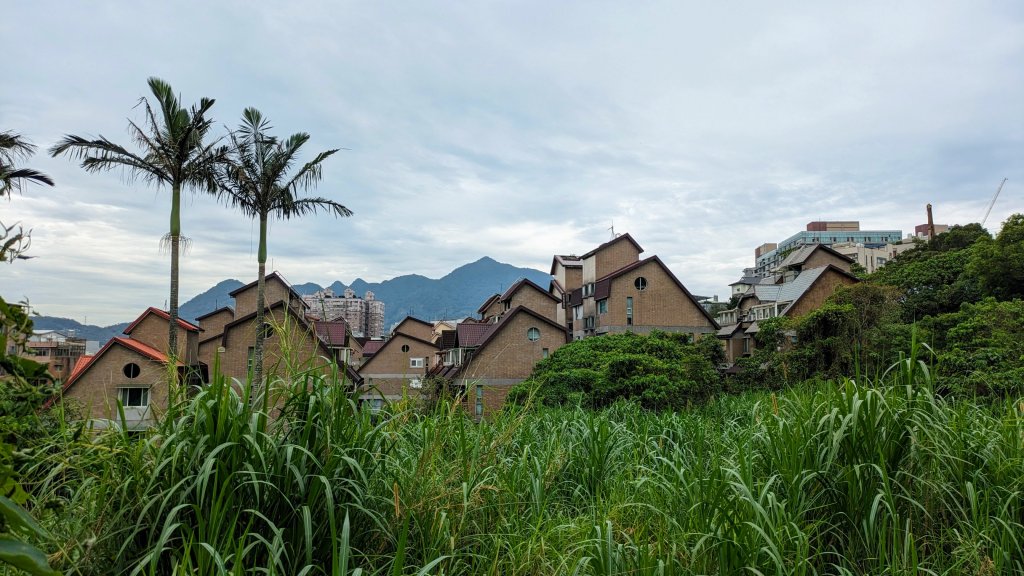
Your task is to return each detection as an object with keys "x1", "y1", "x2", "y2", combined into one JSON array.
[
  {"x1": 456, "y1": 322, "x2": 497, "y2": 347},
  {"x1": 361, "y1": 340, "x2": 385, "y2": 355},
  {"x1": 123, "y1": 307, "x2": 201, "y2": 335},
  {"x1": 314, "y1": 320, "x2": 349, "y2": 347}
]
